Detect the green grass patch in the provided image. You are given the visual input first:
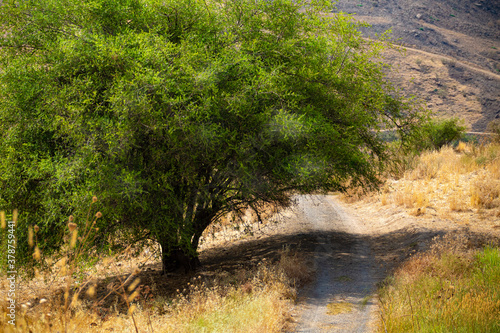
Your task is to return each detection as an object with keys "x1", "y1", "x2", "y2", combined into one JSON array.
[
  {"x1": 379, "y1": 245, "x2": 500, "y2": 332},
  {"x1": 326, "y1": 302, "x2": 353, "y2": 315}
]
